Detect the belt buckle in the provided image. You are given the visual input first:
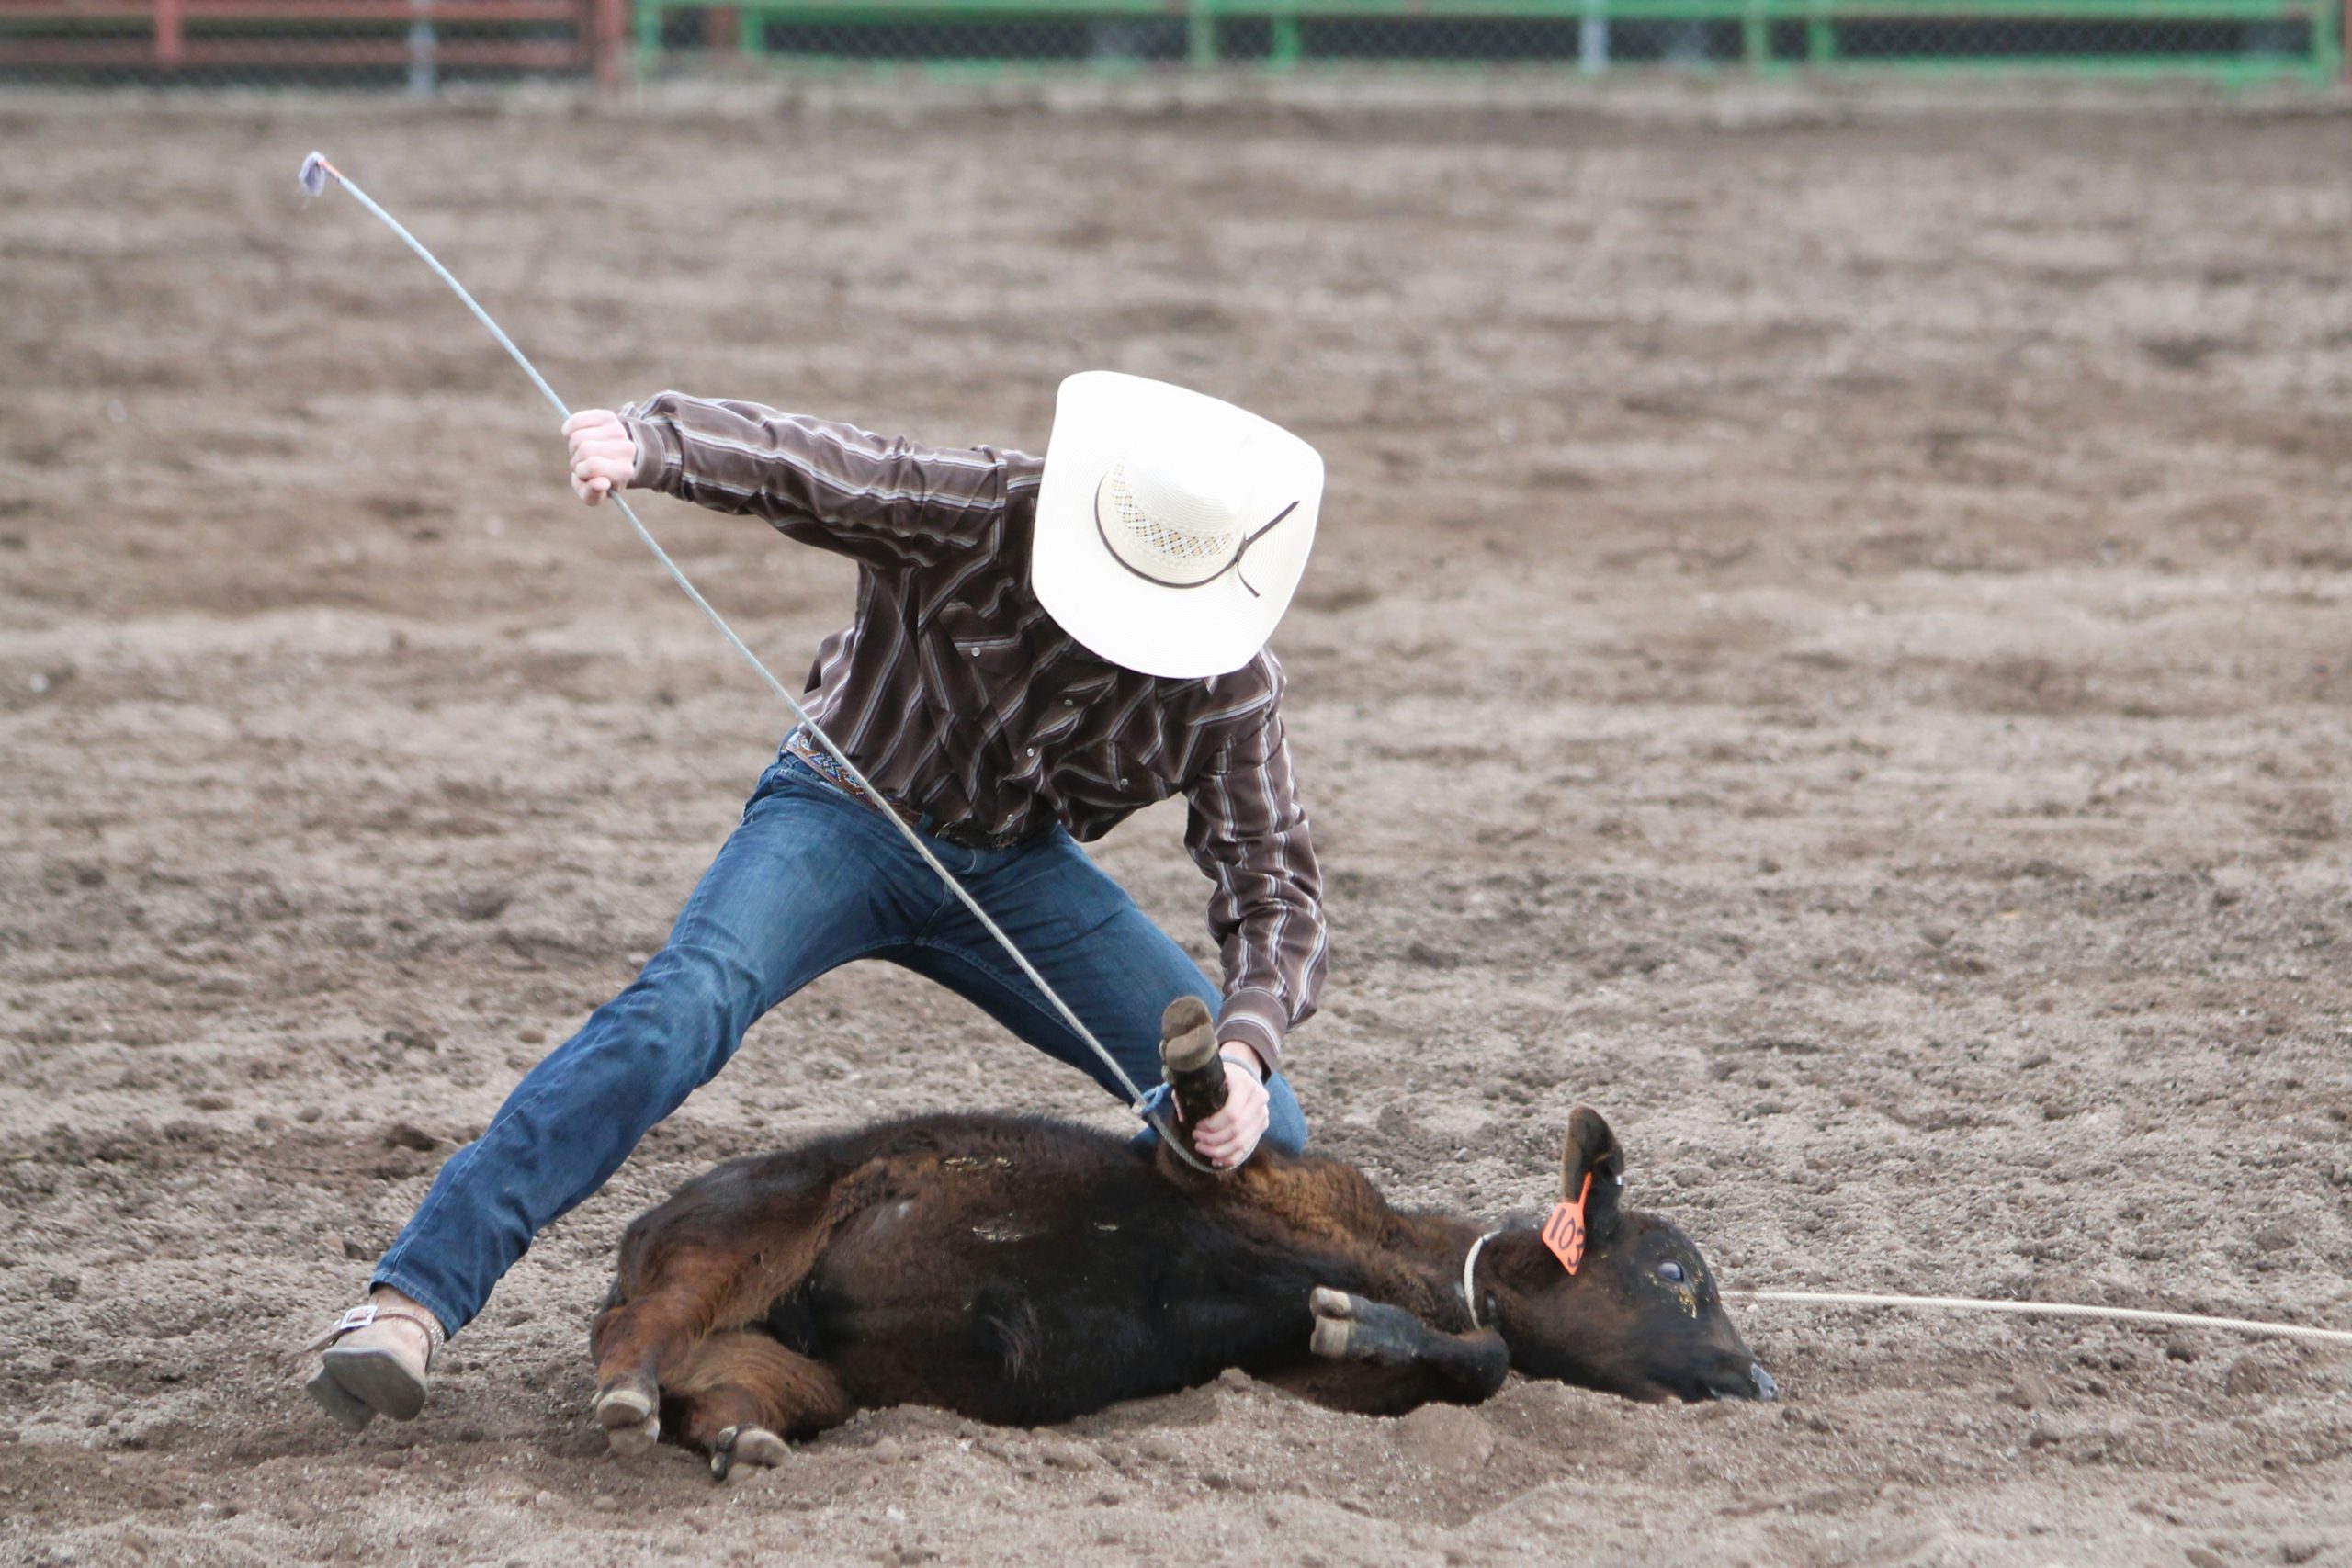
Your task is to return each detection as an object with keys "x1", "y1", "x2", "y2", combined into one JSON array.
[{"x1": 939, "y1": 818, "x2": 1014, "y2": 851}]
